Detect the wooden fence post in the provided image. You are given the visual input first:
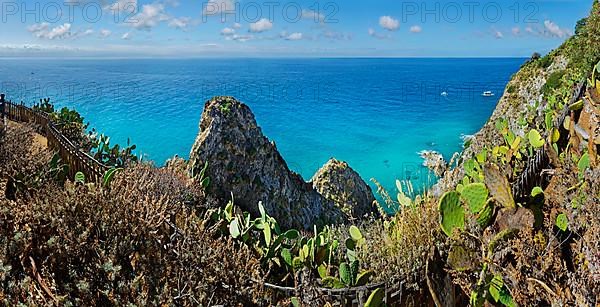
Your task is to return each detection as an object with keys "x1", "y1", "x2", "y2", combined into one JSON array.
[
  {"x1": 0, "y1": 94, "x2": 5, "y2": 116},
  {"x1": 0, "y1": 94, "x2": 5, "y2": 131}
]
